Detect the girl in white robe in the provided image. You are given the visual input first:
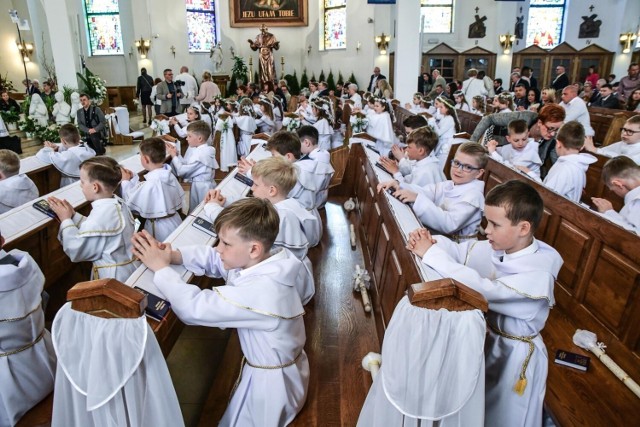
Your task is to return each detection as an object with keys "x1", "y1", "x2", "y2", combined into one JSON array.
[
  {"x1": 215, "y1": 114, "x2": 238, "y2": 172},
  {"x1": 364, "y1": 98, "x2": 397, "y2": 155},
  {"x1": 36, "y1": 140, "x2": 96, "y2": 187},
  {"x1": 0, "y1": 246, "x2": 56, "y2": 426},
  {"x1": 404, "y1": 93, "x2": 430, "y2": 114},
  {"x1": 234, "y1": 99, "x2": 258, "y2": 157},
  {"x1": 169, "y1": 106, "x2": 200, "y2": 139},
  {"x1": 428, "y1": 97, "x2": 461, "y2": 170},
  {"x1": 121, "y1": 164, "x2": 184, "y2": 242},
  {"x1": 311, "y1": 99, "x2": 334, "y2": 151},
  {"x1": 453, "y1": 91, "x2": 472, "y2": 112},
  {"x1": 255, "y1": 99, "x2": 276, "y2": 134}
]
